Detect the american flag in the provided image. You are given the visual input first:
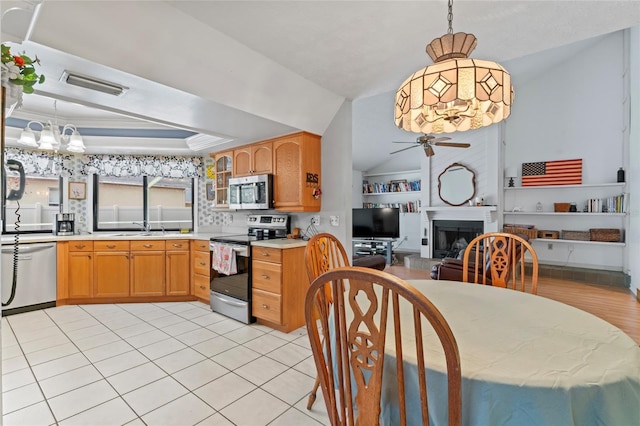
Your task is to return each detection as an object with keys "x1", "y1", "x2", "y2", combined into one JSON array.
[{"x1": 521, "y1": 159, "x2": 582, "y2": 186}]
